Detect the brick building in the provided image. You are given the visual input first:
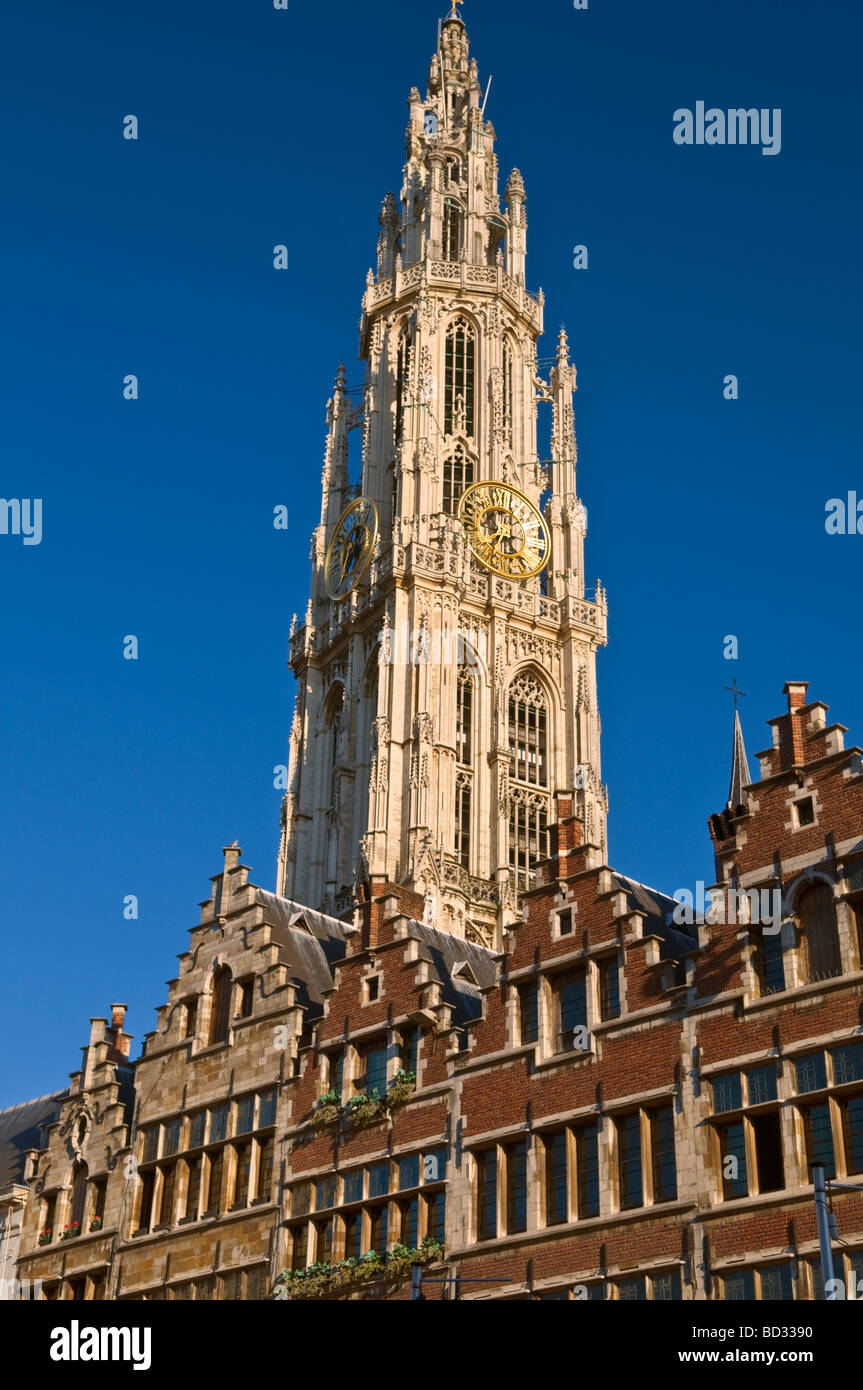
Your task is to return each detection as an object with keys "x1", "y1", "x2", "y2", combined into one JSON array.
[{"x1": 8, "y1": 10, "x2": 863, "y2": 1302}]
